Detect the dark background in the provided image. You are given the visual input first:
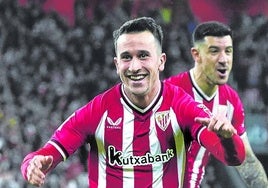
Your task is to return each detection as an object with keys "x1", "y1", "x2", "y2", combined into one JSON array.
[{"x1": 0, "y1": 0, "x2": 268, "y2": 187}]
